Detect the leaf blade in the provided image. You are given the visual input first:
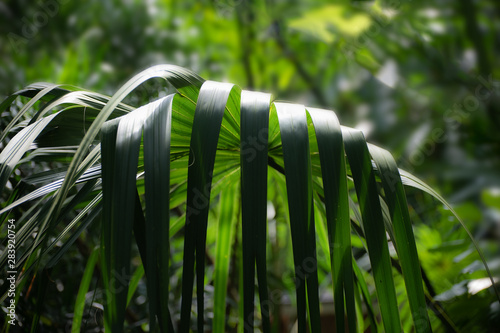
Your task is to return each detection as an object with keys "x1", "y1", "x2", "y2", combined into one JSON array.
[
  {"x1": 343, "y1": 128, "x2": 401, "y2": 332},
  {"x1": 240, "y1": 90, "x2": 272, "y2": 332},
  {"x1": 308, "y1": 107, "x2": 355, "y2": 333},
  {"x1": 179, "y1": 81, "x2": 241, "y2": 332},
  {"x1": 369, "y1": 144, "x2": 431, "y2": 332},
  {"x1": 275, "y1": 102, "x2": 321, "y2": 333}
]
